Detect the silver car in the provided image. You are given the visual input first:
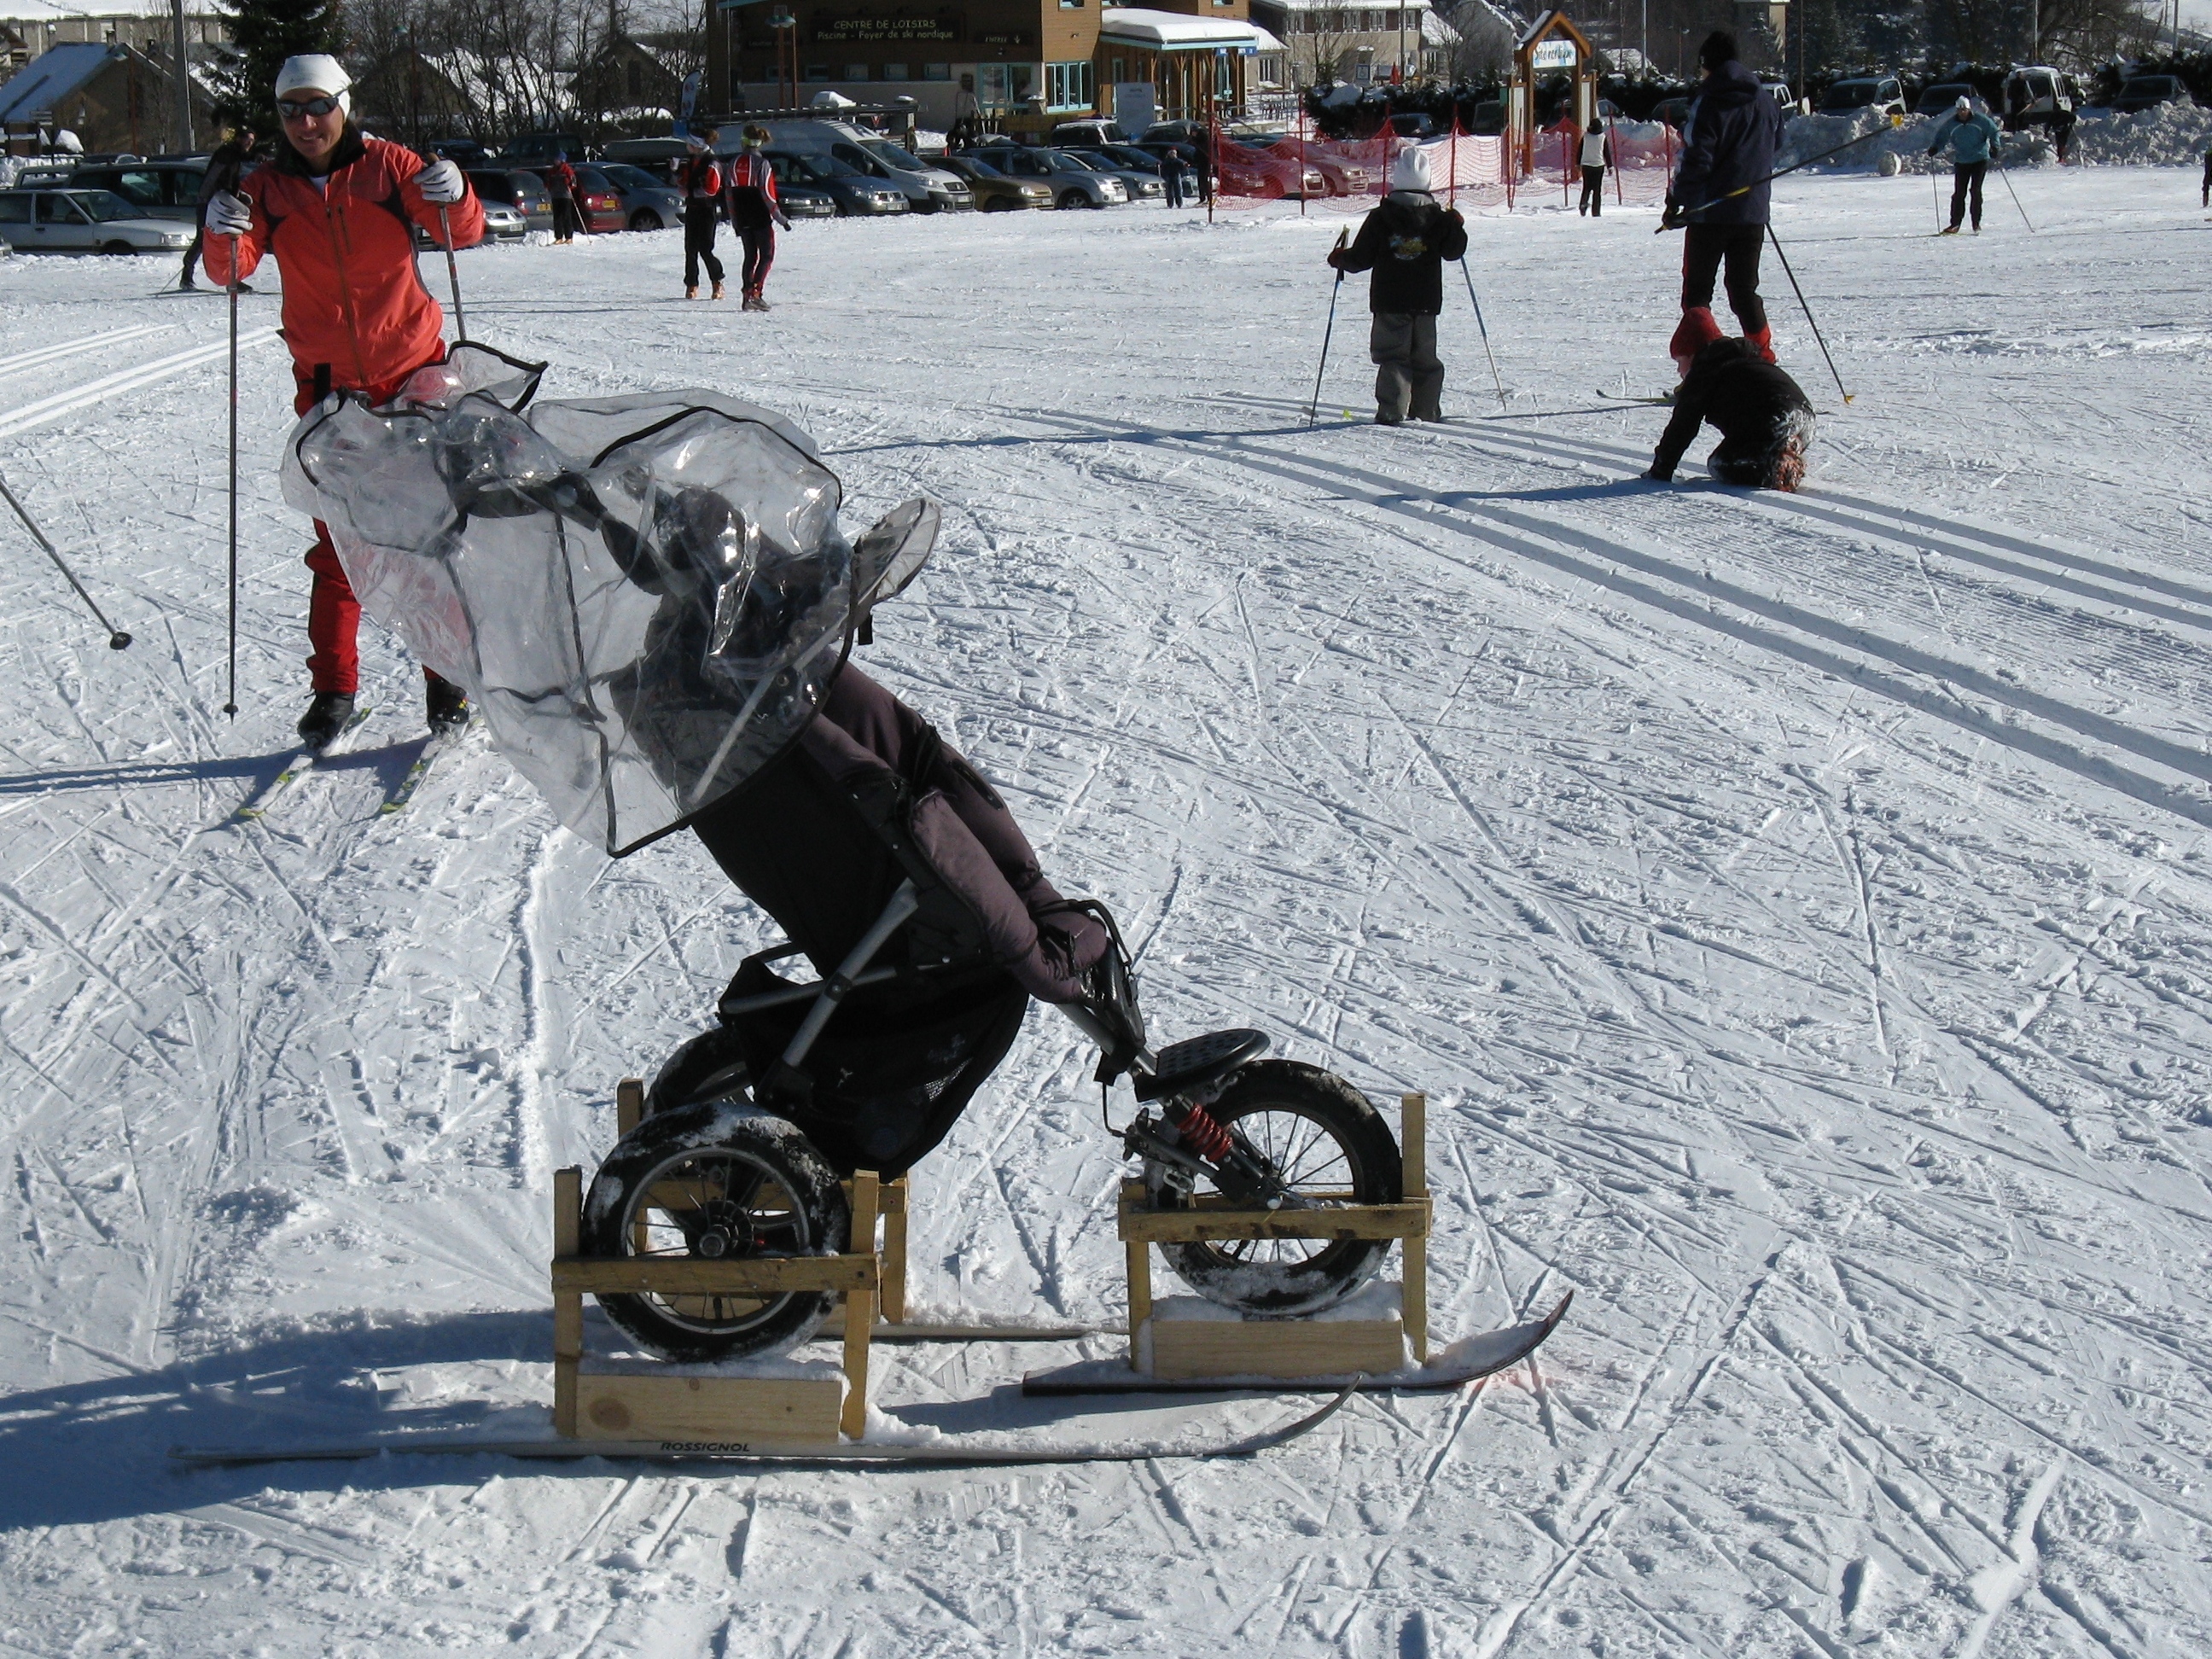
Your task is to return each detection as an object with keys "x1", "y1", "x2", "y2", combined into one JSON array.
[
  {"x1": 1061, "y1": 148, "x2": 1166, "y2": 202},
  {"x1": 855, "y1": 140, "x2": 975, "y2": 212},
  {"x1": 594, "y1": 162, "x2": 686, "y2": 232},
  {"x1": 981, "y1": 144, "x2": 1129, "y2": 208},
  {"x1": 0, "y1": 189, "x2": 194, "y2": 253}
]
